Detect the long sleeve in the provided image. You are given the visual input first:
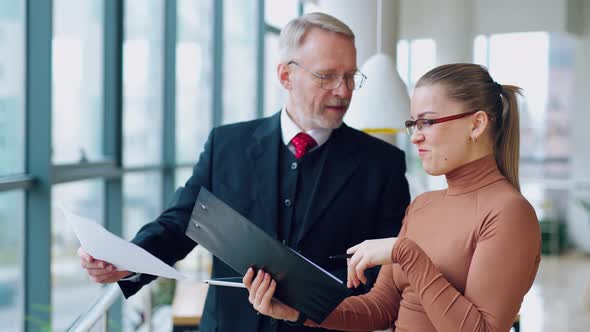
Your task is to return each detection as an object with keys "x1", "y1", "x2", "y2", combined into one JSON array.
[
  {"x1": 391, "y1": 198, "x2": 541, "y2": 332},
  {"x1": 304, "y1": 220, "x2": 412, "y2": 331},
  {"x1": 118, "y1": 128, "x2": 216, "y2": 298},
  {"x1": 305, "y1": 263, "x2": 402, "y2": 331}
]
